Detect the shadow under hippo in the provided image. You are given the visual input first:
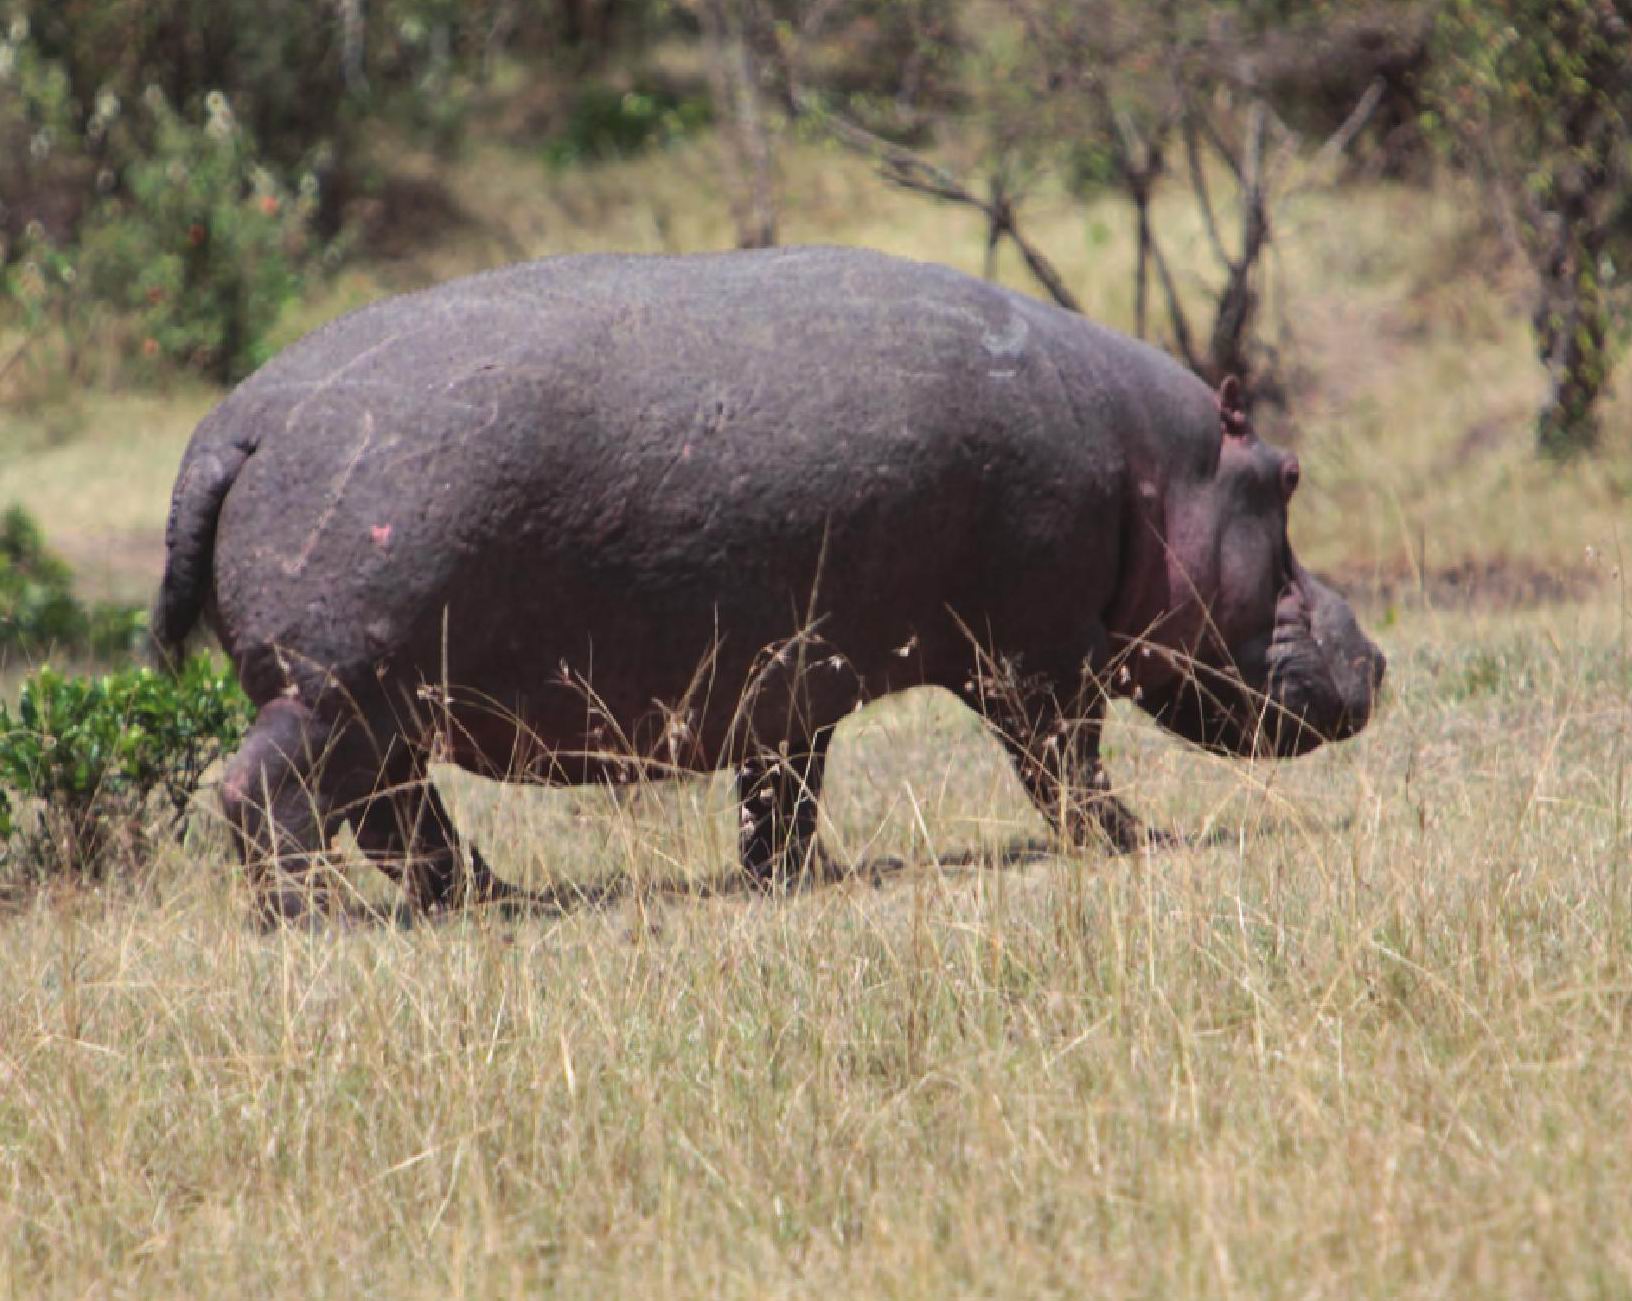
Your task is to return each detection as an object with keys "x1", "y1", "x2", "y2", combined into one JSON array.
[{"x1": 151, "y1": 246, "x2": 1386, "y2": 921}]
